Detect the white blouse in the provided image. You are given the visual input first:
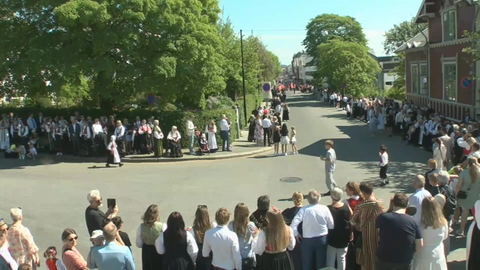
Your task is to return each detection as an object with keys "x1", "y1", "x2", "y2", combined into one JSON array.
[
  {"x1": 253, "y1": 226, "x2": 295, "y2": 255},
  {"x1": 155, "y1": 231, "x2": 199, "y2": 262}
]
